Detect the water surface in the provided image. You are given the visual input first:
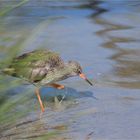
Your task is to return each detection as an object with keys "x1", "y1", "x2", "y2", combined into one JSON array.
[{"x1": 0, "y1": 0, "x2": 140, "y2": 140}]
